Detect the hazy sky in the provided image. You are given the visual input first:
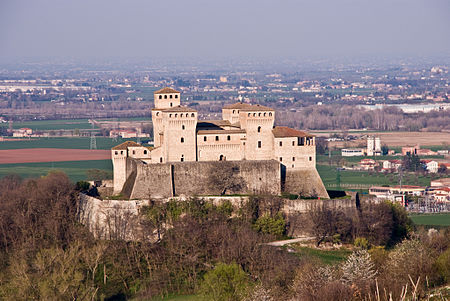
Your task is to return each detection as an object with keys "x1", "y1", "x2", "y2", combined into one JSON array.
[{"x1": 1, "y1": 0, "x2": 449, "y2": 60}]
